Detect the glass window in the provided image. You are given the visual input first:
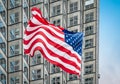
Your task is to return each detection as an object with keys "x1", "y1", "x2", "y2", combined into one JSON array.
[
  {"x1": 10, "y1": 60, "x2": 20, "y2": 72},
  {"x1": 10, "y1": 44, "x2": 19, "y2": 56},
  {"x1": 74, "y1": 16, "x2": 78, "y2": 25},
  {"x1": 52, "y1": 77, "x2": 60, "y2": 84},
  {"x1": 52, "y1": 5, "x2": 61, "y2": 16},
  {"x1": 69, "y1": 16, "x2": 78, "y2": 26},
  {"x1": 53, "y1": 19, "x2": 61, "y2": 26},
  {"x1": 44, "y1": 73, "x2": 49, "y2": 84},
  {"x1": 10, "y1": 13, "x2": 15, "y2": 24},
  {"x1": 32, "y1": 70, "x2": 37, "y2": 80},
  {"x1": 32, "y1": 53, "x2": 41, "y2": 65},
  {"x1": 51, "y1": 64, "x2": 60, "y2": 73},
  {"x1": 10, "y1": 0, "x2": 20, "y2": 8},
  {"x1": 15, "y1": 77, "x2": 19, "y2": 84},
  {"x1": 37, "y1": 69, "x2": 41, "y2": 79},
  {"x1": 10, "y1": 77, "x2": 14, "y2": 84},
  {"x1": 15, "y1": 12, "x2": 19, "y2": 22},
  {"x1": 0, "y1": 42, "x2": 6, "y2": 54},
  {"x1": 24, "y1": 6, "x2": 29, "y2": 17},
  {"x1": 24, "y1": 22, "x2": 28, "y2": 28},
  {"x1": 85, "y1": 77, "x2": 93, "y2": 84},
  {"x1": 0, "y1": 71, "x2": 6, "y2": 84},
  {"x1": 85, "y1": 39, "x2": 93, "y2": 48},
  {"x1": 15, "y1": 44, "x2": 19, "y2": 49},
  {"x1": 69, "y1": 74, "x2": 77, "y2": 80},
  {"x1": 85, "y1": 26, "x2": 94, "y2": 35},
  {"x1": 32, "y1": 69, "x2": 41, "y2": 80},
  {"x1": 2, "y1": 0, "x2": 6, "y2": 5},
  {"x1": 85, "y1": 3, "x2": 94, "y2": 10},
  {"x1": 85, "y1": 65, "x2": 93, "y2": 74},
  {"x1": 10, "y1": 45, "x2": 14, "y2": 56},
  {"x1": 85, "y1": 0, "x2": 94, "y2": 10},
  {"x1": 70, "y1": 17, "x2": 73, "y2": 26},
  {"x1": 0, "y1": 26, "x2": 6, "y2": 38},
  {"x1": 10, "y1": 29, "x2": 15, "y2": 40},
  {"x1": 24, "y1": 54, "x2": 29, "y2": 63},
  {"x1": 70, "y1": 2, "x2": 78, "y2": 12},
  {"x1": 32, "y1": 0, "x2": 41, "y2": 5},
  {"x1": 15, "y1": 29, "x2": 19, "y2": 38},
  {"x1": 85, "y1": 12, "x2": 94, "y2": 23},
  {"x1": 10, "y1": 0, "x2": 15, "y2": 8},
  {"x1": 85, "y1": 51, "x2": 93, "y2": 61},
  {"x1": 52, "y1": 78, "x2": 55, "y2": 84},
  {"x1": 45, "y1": 60, "x2": 49, "y2": 71},
  {"x1": 0, "y1": 10, "x2": 6, "y2": 22},
  {"x1": 36, "y1": 54, "x2": 41, "y2": 64},
  {"x1": 23, "y1": 15, "x2": 28, "y2": 27},
  {"x1": 0, "y1": 58, "x2": 6, "y2": 70},
  {"x1": 24, "y1": 66, "x2": 28, "y2": 78},
  {"x1": 10, "y1": 76, "x2": 20, "y2": 84},
  {"x1": 10, "y1": 12, "x2": 19, "y2": 24},
  {"x1": 24, "y1": 81, "x2": 28, "y2": 84}
]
